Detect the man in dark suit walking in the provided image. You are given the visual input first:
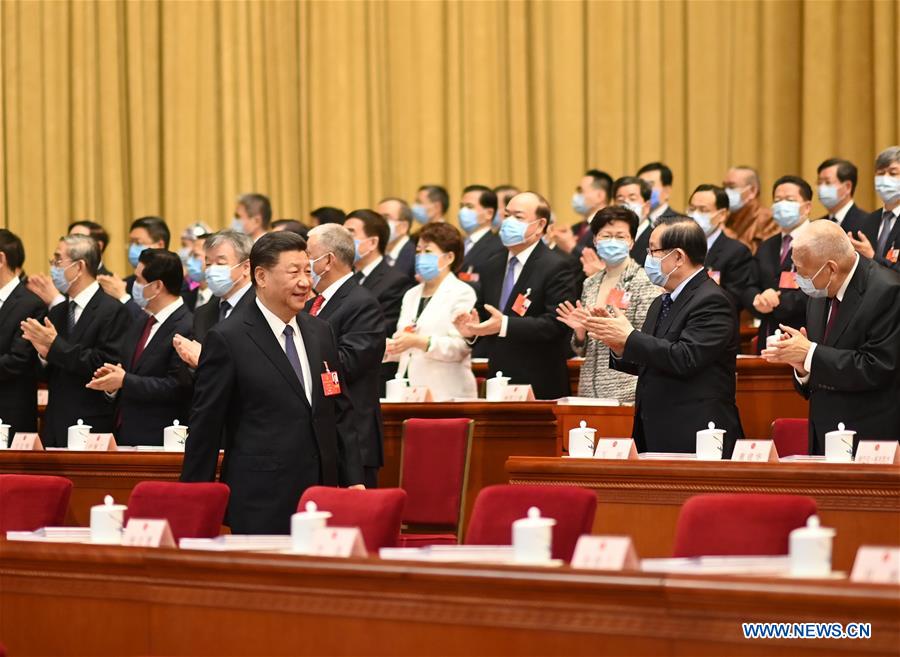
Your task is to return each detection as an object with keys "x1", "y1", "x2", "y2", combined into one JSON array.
[
  {"x1": 762, "y1": 220, "x2": 900, "y2": 455},
  {"x1": 20, "y1": 236, "x2": 130, "y2": 446},
  {"x1": 454, "y1": 192, "x2": 578, "y2": 399},
  {"x1": 587, "y1": 215, "x2": 744, "y2": 455},
  {"x1": 0, "y1": 230, "x2": 46, "y2": 443},
  {"x1": 305, "y1": 223, "x2": 386, "y2": 489},
  {"x1": 86, "y1": 249, "x2": 193, "y2": 446},
  {"x1": 182, "y1": 232, "x2": 363, "y2": 534},
  {"x1": 457, "y1": 185, "x2": 506, "y2": 281}
]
